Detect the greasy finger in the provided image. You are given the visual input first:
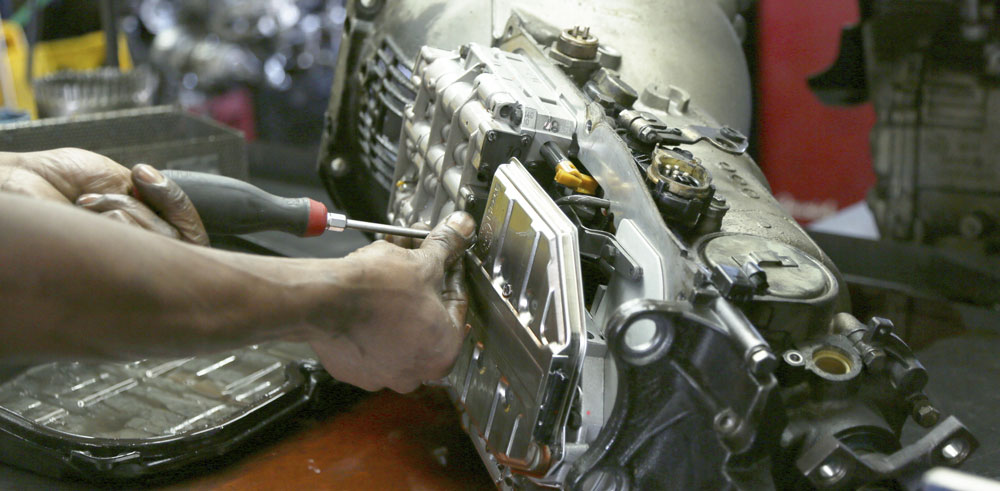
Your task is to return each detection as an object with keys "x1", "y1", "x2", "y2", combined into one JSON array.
[
  {"x1": 385, "y1": 222, "x2": 431, "y2": 249},
  {"x1": 418, "y1": 212, "x2": 476, "y2": 268},
  {"x1": 442, "y1": 262, "x2": 470, "y2": 334},
  {"x1": 77, "y1": 193, "x2": 181, "y2": 239},
  {"x1": 101, "y1": 209, "x2": 141, "y2": 228},
  {"x1": 130, "y1": 164, "x2": 210, "y2": 246},
  {"x1": 385, "y1": 233, "x2": 415, "y2": 248}
]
